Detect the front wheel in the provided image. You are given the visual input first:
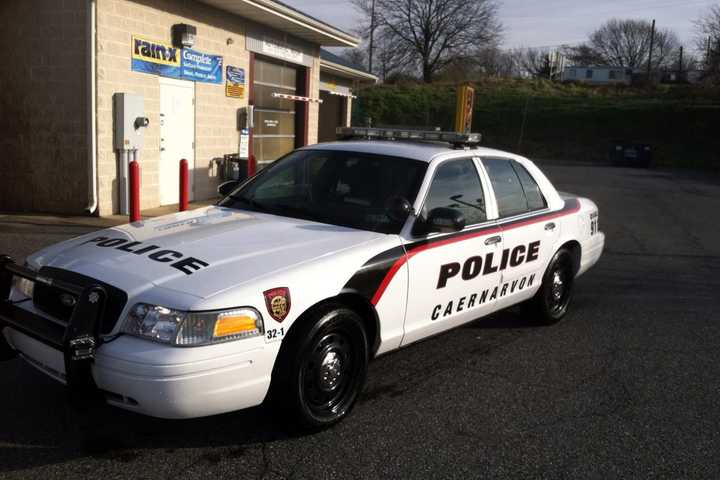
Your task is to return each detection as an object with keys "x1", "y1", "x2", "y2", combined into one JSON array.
[
  {"x1": 525, "y1": 248, "x2": 575, "y2": 324},
  {"x1": 271, "y1": 305, "x2": 368, "y2": 430}
]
